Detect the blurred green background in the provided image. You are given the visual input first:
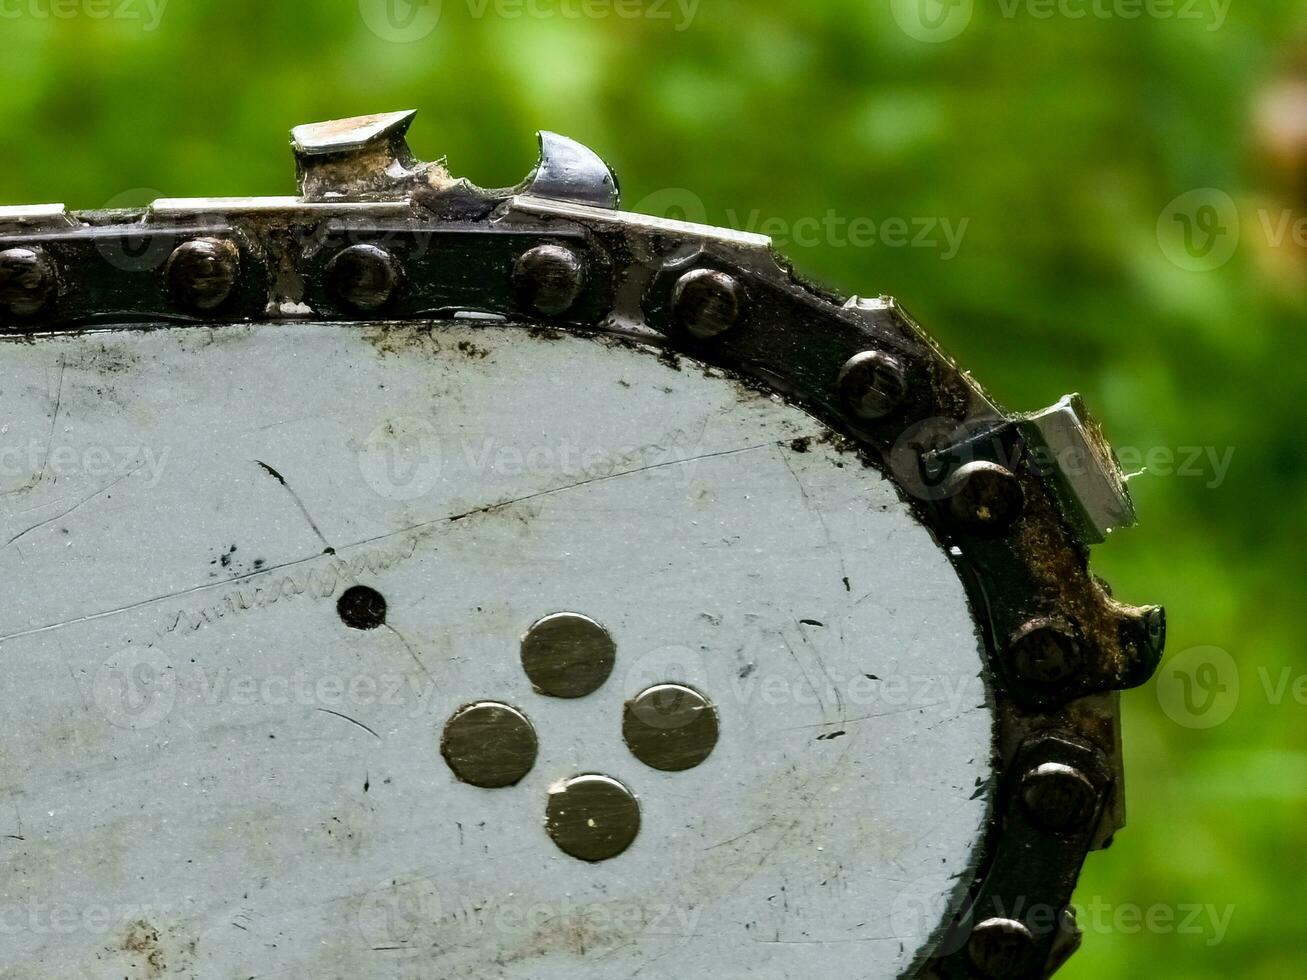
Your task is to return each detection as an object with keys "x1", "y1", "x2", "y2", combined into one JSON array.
[{"x1": 1, "y1": 1, "x2": 1304, "y2": 977}]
